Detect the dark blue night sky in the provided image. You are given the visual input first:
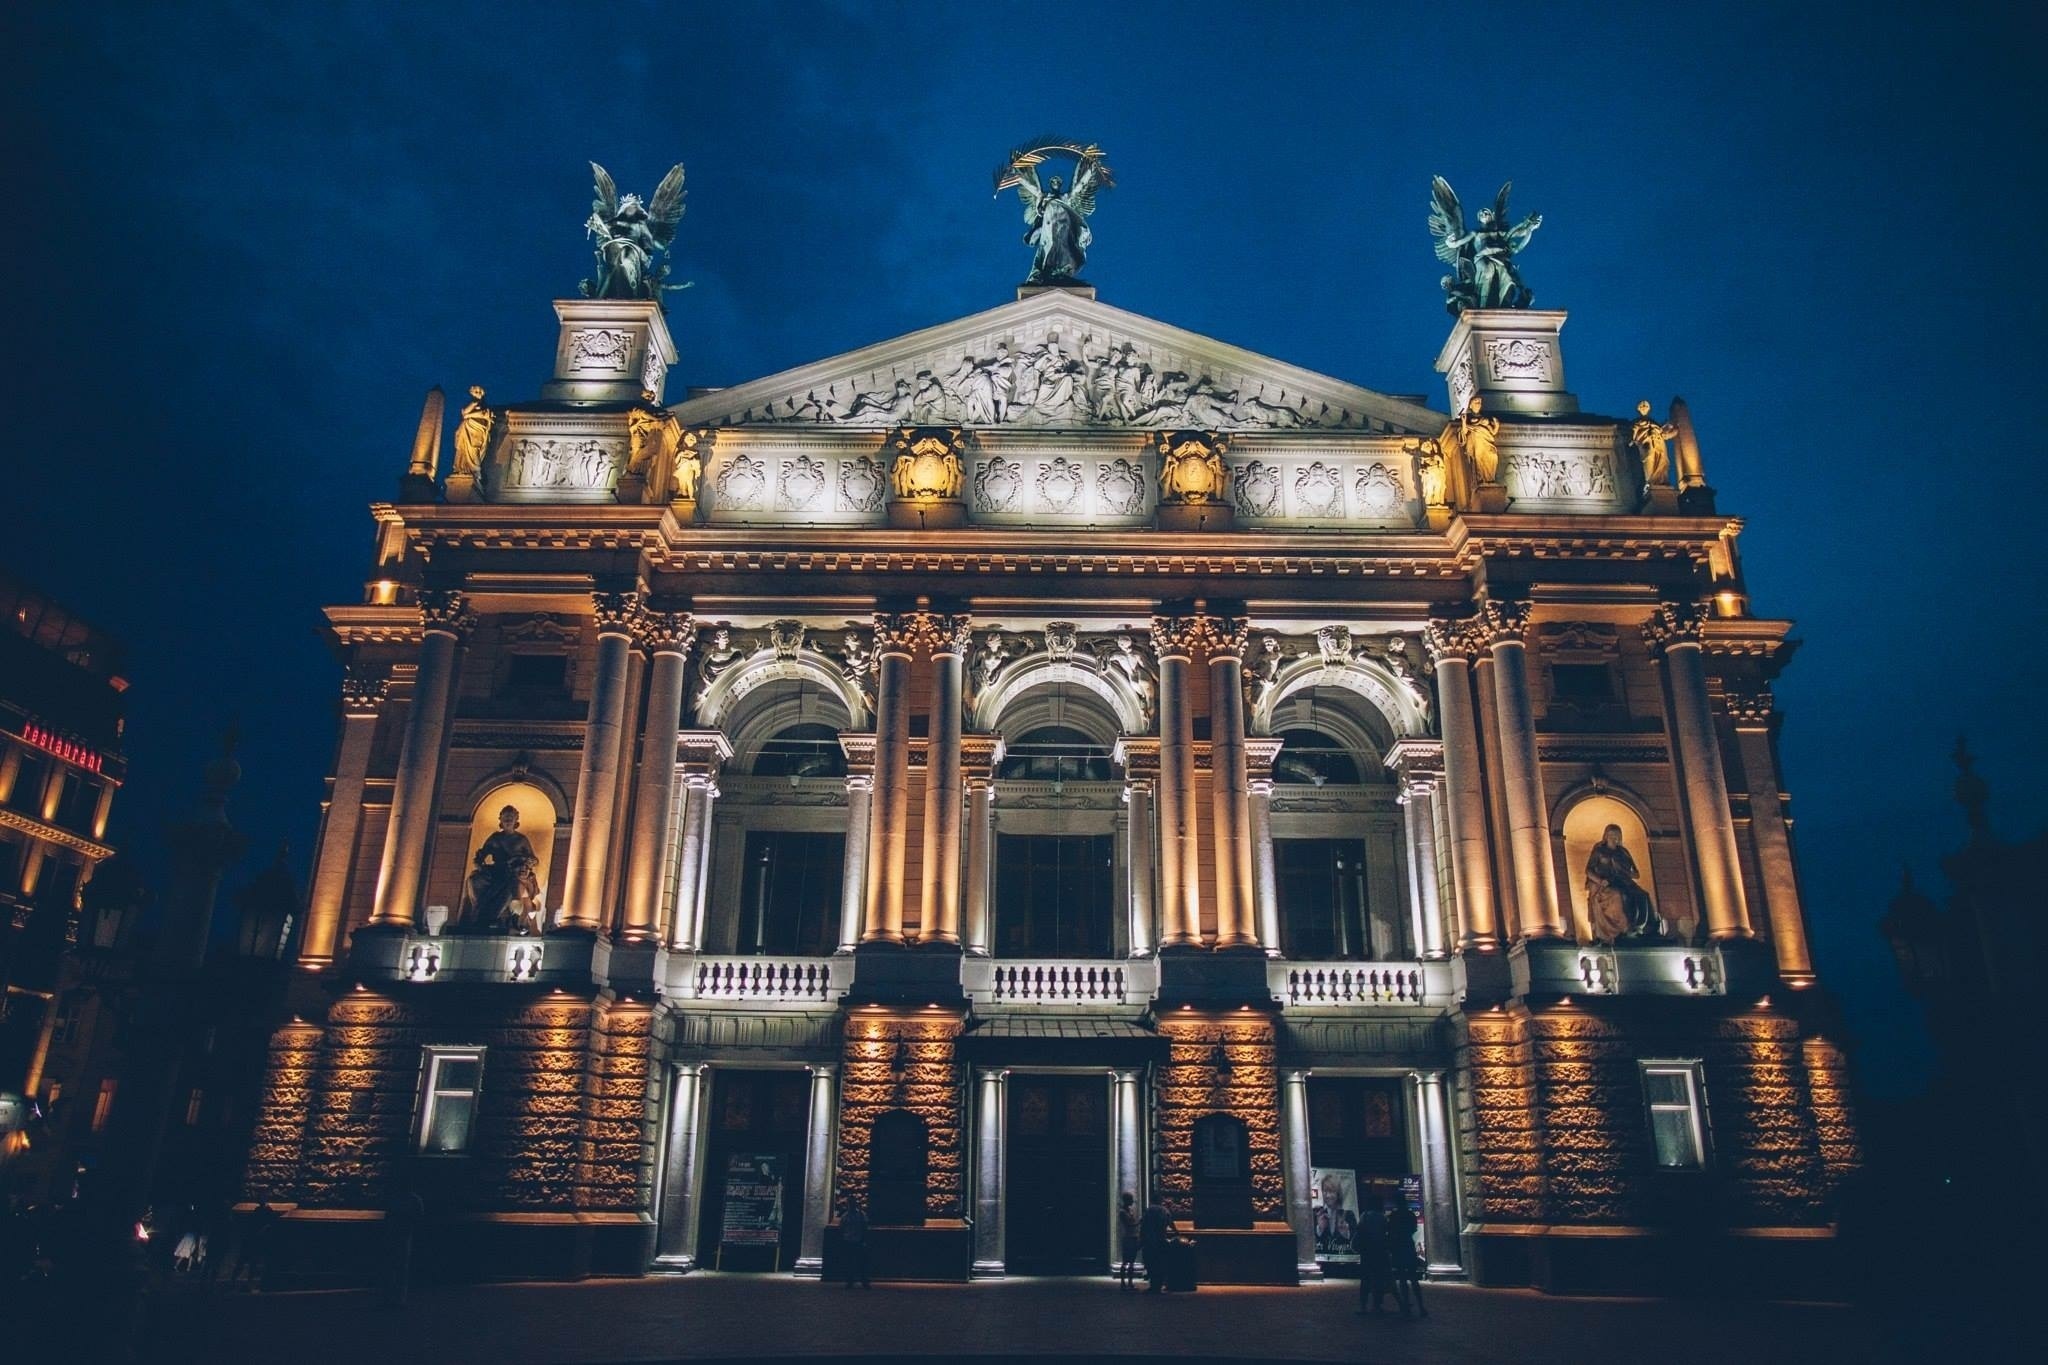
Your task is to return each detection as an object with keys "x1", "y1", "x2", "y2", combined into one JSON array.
[{"x1": 9, "y1": 2, "x2": 2044, "y2": 1094}]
